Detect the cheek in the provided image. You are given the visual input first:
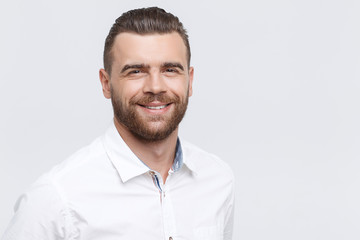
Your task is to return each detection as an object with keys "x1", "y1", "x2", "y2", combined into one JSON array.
[
  {"x1": 113, "y1": 81, "x2": 142, "y2": 101},
  {"x1": 168, "y1": 79, "x2": 189, "y2": 95}
]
